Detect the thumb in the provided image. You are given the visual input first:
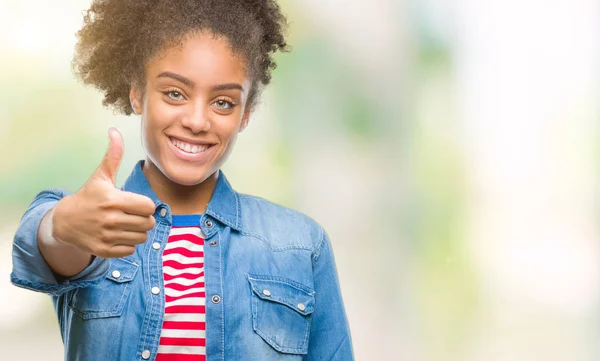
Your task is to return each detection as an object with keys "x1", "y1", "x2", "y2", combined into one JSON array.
[{"x1": 95, "y1": 127, "x2": 124, "y2": 185}]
